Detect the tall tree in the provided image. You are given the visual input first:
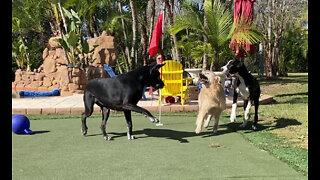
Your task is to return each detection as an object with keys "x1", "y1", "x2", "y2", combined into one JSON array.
[
  {"x1": 148, "y1": 0, "x2": 156, "y2": 49},
  {"x1": 118, "y1": 1, "x2": 131, "y2": 72},
  {"x1": 255, "y1": 0, "x2": 307, "y2": 78},
  {"x1": 202, "y1": 0, "x2": 209, "y2": 69},
  {"x1": 129, "y1": 0, "x2": 138, "y2": 70},
  {"x1": 163, "y1": 0, "x2": 181, "y2": 62}
]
